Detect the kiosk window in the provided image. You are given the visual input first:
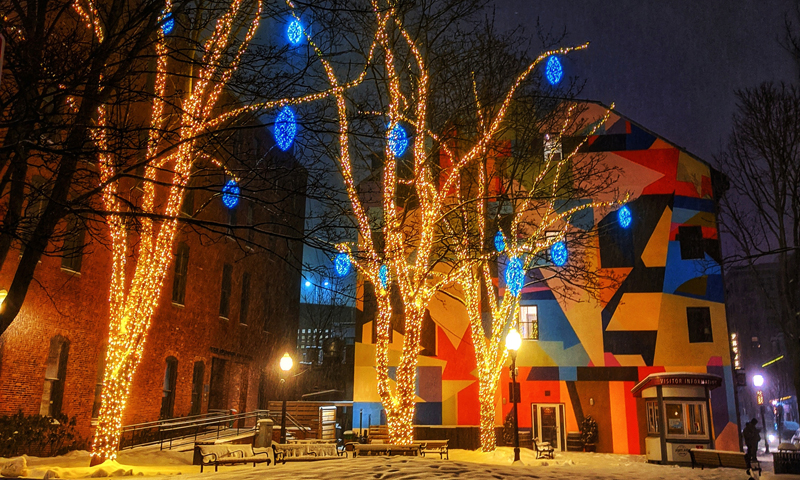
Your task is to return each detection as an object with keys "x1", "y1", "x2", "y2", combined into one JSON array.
[
  {"x1": 665, "y1": 404, "x2": 684, "y2": 435},
  {"x1": 646, "y1": 401, "x2": 660, "y2": 434},
  {"x1": 687, "y1": 403, "x2": 706, "y2": 436}
]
